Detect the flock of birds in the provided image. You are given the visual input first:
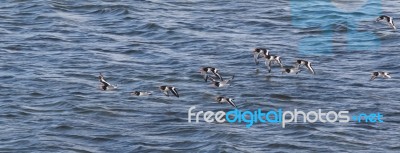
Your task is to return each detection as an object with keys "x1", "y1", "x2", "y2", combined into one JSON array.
[{"x1": 97, "y1": 15, "x2": 395, "y2": 108}]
